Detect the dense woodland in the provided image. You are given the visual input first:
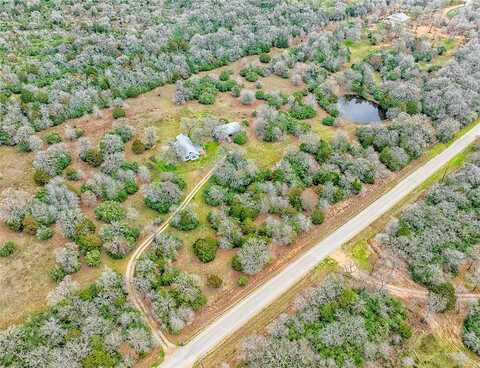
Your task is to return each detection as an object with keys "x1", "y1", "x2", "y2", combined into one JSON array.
[
  {"x1": 0, "y1": 270, "x2": 152, "y2": 367},
  {"x1": 238, "y1": 276, "x2": 410, "y2": 368},
  {"x1": 1, "y1": 0, "x2": 480, "y2": 366}
]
